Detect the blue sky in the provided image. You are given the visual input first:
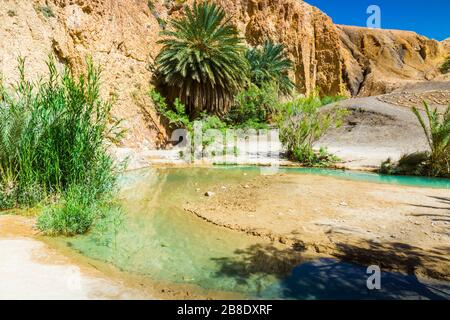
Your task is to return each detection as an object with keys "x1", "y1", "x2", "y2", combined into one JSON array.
[{"x1": 305, "y1": 0, "x2": 450, "y2": 41}]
